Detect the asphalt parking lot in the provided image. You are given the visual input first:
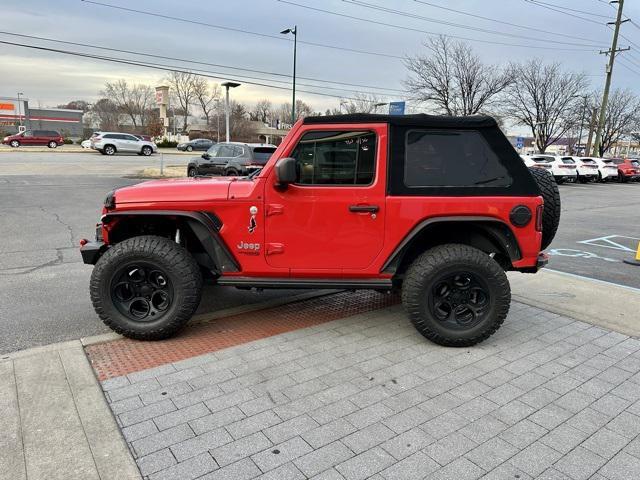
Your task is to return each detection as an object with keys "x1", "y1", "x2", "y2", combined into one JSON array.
[{"x1": 0, "y1": 150, "x2": 639, "y2": 354}]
